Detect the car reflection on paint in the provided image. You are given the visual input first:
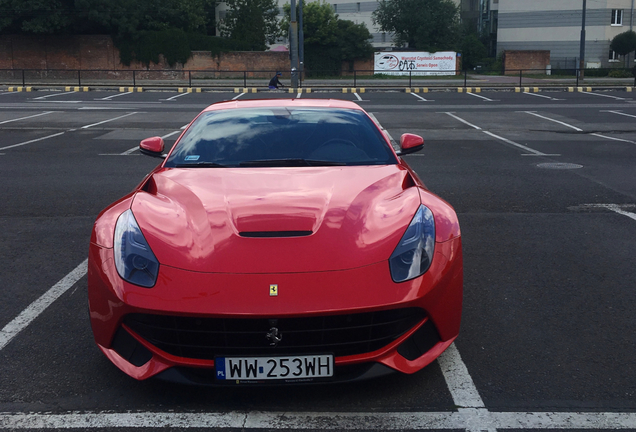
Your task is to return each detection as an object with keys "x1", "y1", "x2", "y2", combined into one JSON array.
[{"x1": 87, "y1": 99, "x2": 462, "y2": 385}]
